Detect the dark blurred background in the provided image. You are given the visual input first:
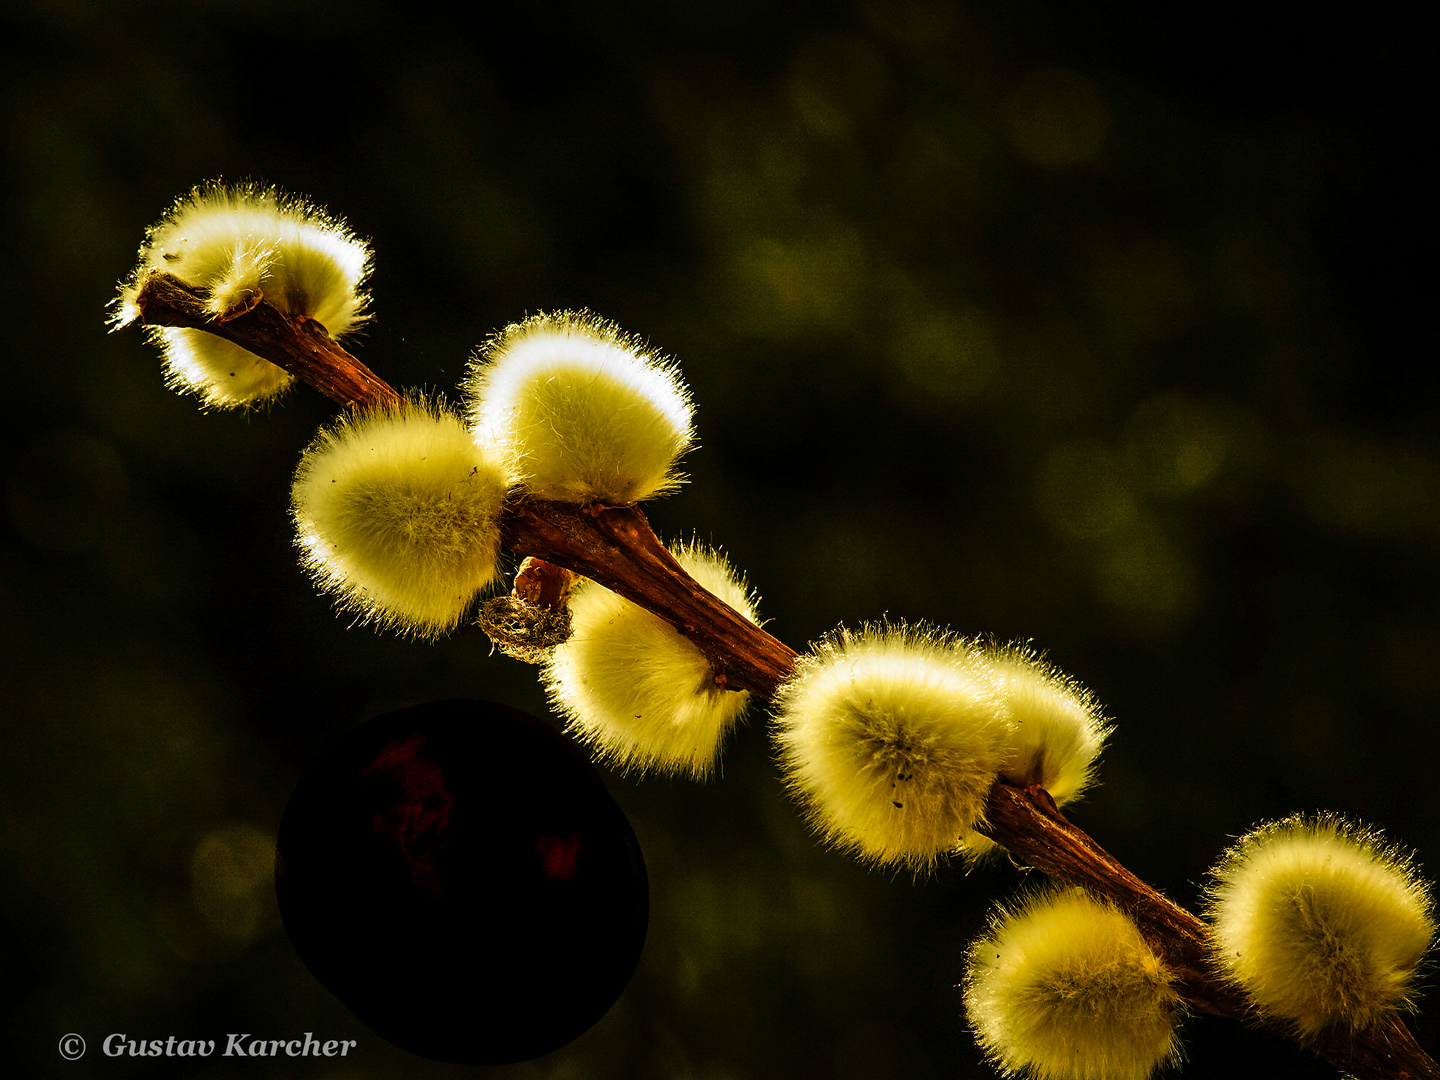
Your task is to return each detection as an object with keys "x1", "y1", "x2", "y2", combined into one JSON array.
[{"x1": 2, "y1": 1, "x2": 1433, "y2": 1077}]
